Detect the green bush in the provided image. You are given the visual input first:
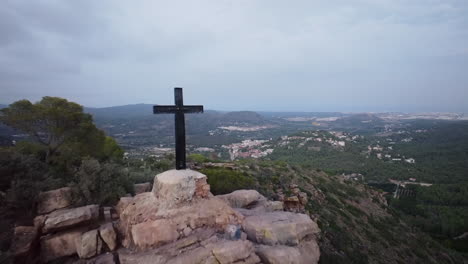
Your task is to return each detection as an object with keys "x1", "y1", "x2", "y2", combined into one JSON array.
[
  {"x1": 73, "y1": 158, "x2": 133, "y2": 205},
  {"x1": 200, "y1": 168, "x2": 255, "y2": 195}
]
